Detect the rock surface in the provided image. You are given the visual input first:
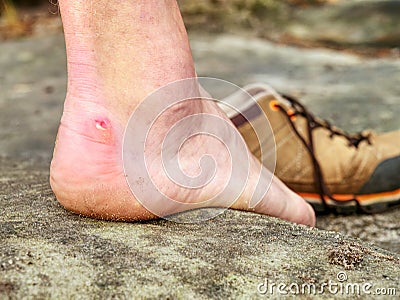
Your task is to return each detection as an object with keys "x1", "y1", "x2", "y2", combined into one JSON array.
[
  {"x1": 1, "y1": 158, "x2": 399, "y2": 299},
  {"x1": 1, "y1": 33, "x2": 399, "y2": 298}
]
